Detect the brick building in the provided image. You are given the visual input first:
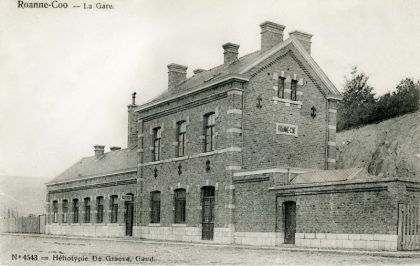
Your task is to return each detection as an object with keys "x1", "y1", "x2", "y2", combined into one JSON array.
[{"x1": 46, "y1": 21, "x2": 420, "y2": 251}]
